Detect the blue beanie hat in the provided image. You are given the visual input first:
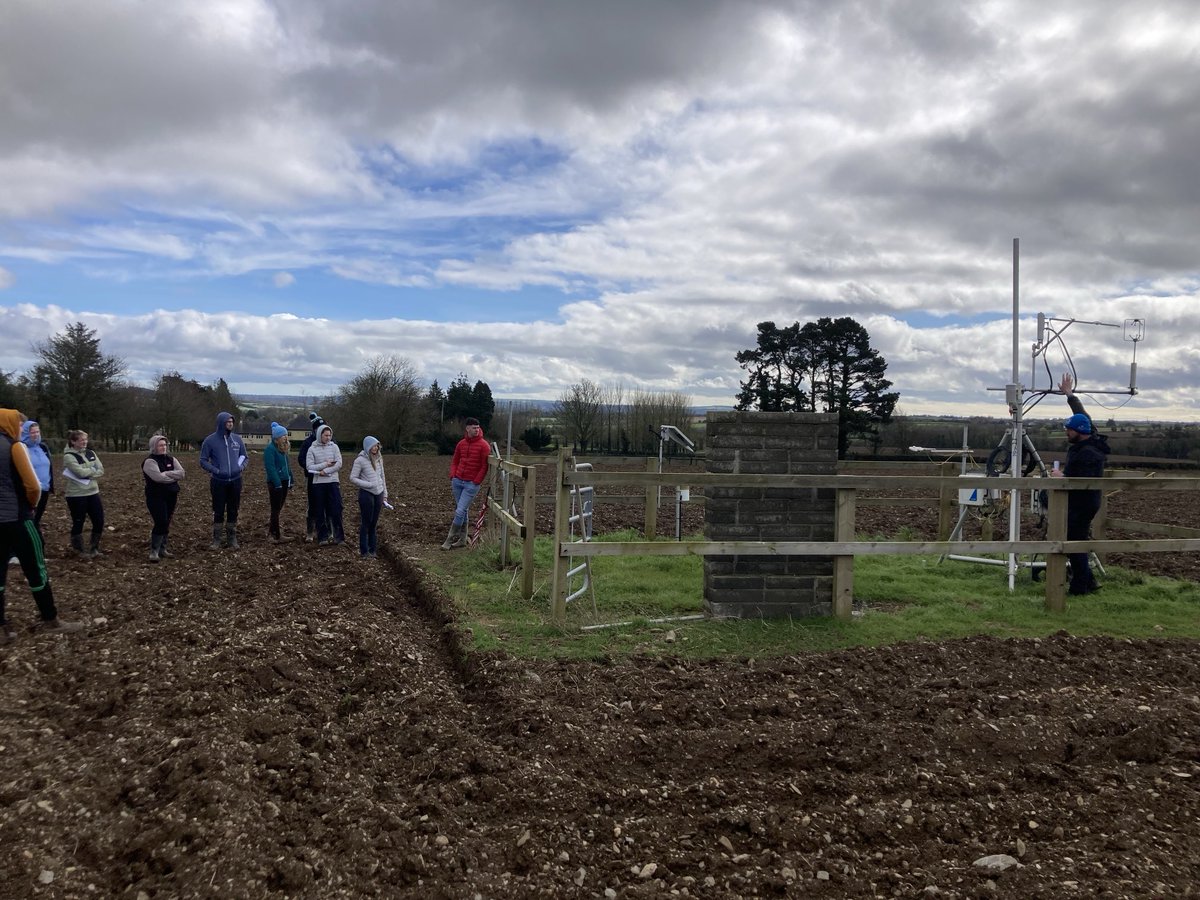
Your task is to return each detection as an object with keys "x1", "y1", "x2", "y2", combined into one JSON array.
[
  {"x1": 271, "y1": 421, "x2": 288, "y2": 439},
  {"x1": 1064, "y1": 413, "x2": 1092, "y2": 434}
]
